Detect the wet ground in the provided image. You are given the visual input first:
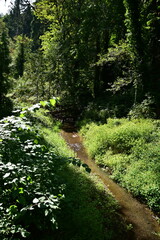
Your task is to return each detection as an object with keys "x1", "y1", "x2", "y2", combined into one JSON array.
[{"x1": 61, "y1": 127, "x2": 160, "y2": 240}]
